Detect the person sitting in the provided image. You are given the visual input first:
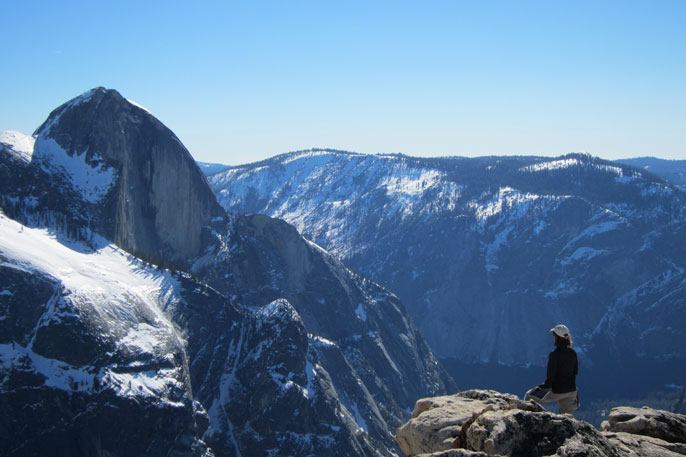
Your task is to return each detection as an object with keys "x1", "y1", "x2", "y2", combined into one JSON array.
[{"x1": 525, "y1": 324, "x2": 579, "y2": 416}]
